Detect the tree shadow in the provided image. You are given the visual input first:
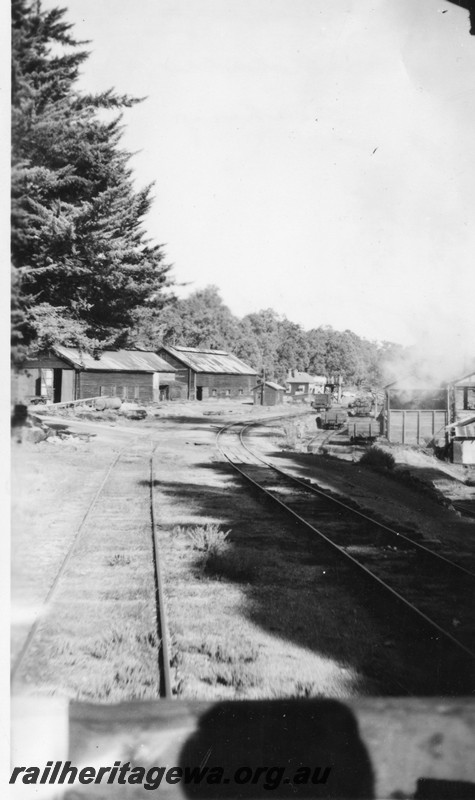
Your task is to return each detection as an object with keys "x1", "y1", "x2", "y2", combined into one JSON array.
[
  {"x1": 264, "y1": 447, "x2": 475, "y2": 520},
  {"x1": 149, "y1": 463, "x2": 474, "y2": 695}
]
